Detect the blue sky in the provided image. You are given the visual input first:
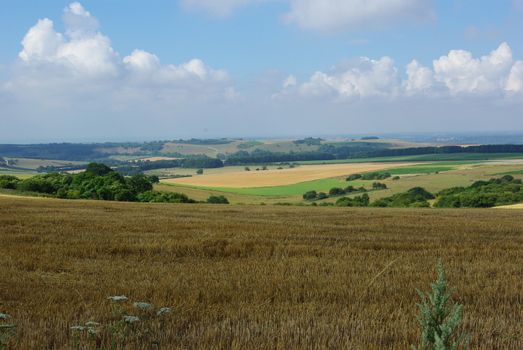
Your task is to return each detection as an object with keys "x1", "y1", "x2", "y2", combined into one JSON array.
[{"x1": 0, "y1": 1, "x2": 522, "y2": 142}]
